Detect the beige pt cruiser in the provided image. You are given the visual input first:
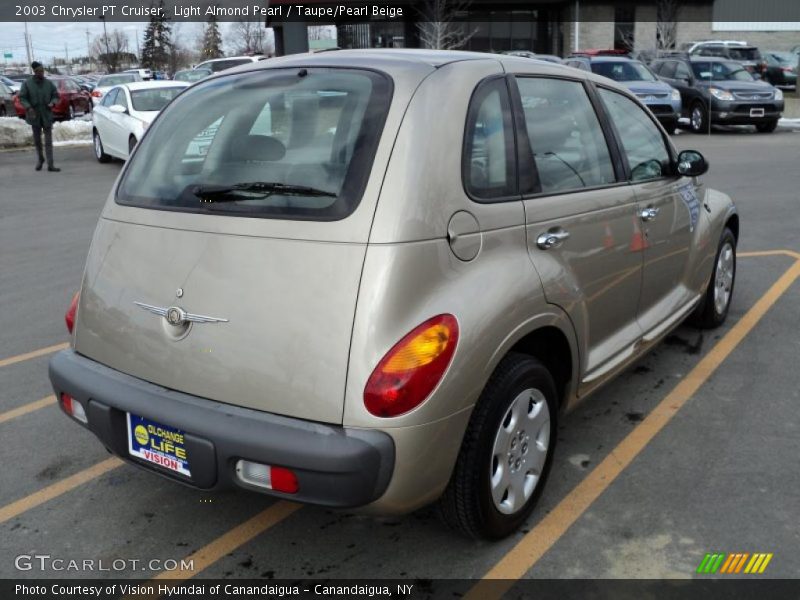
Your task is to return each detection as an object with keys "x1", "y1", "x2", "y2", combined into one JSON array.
[{"x1": 50, "y1": 50, "x2": 738, "y2": 539}]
